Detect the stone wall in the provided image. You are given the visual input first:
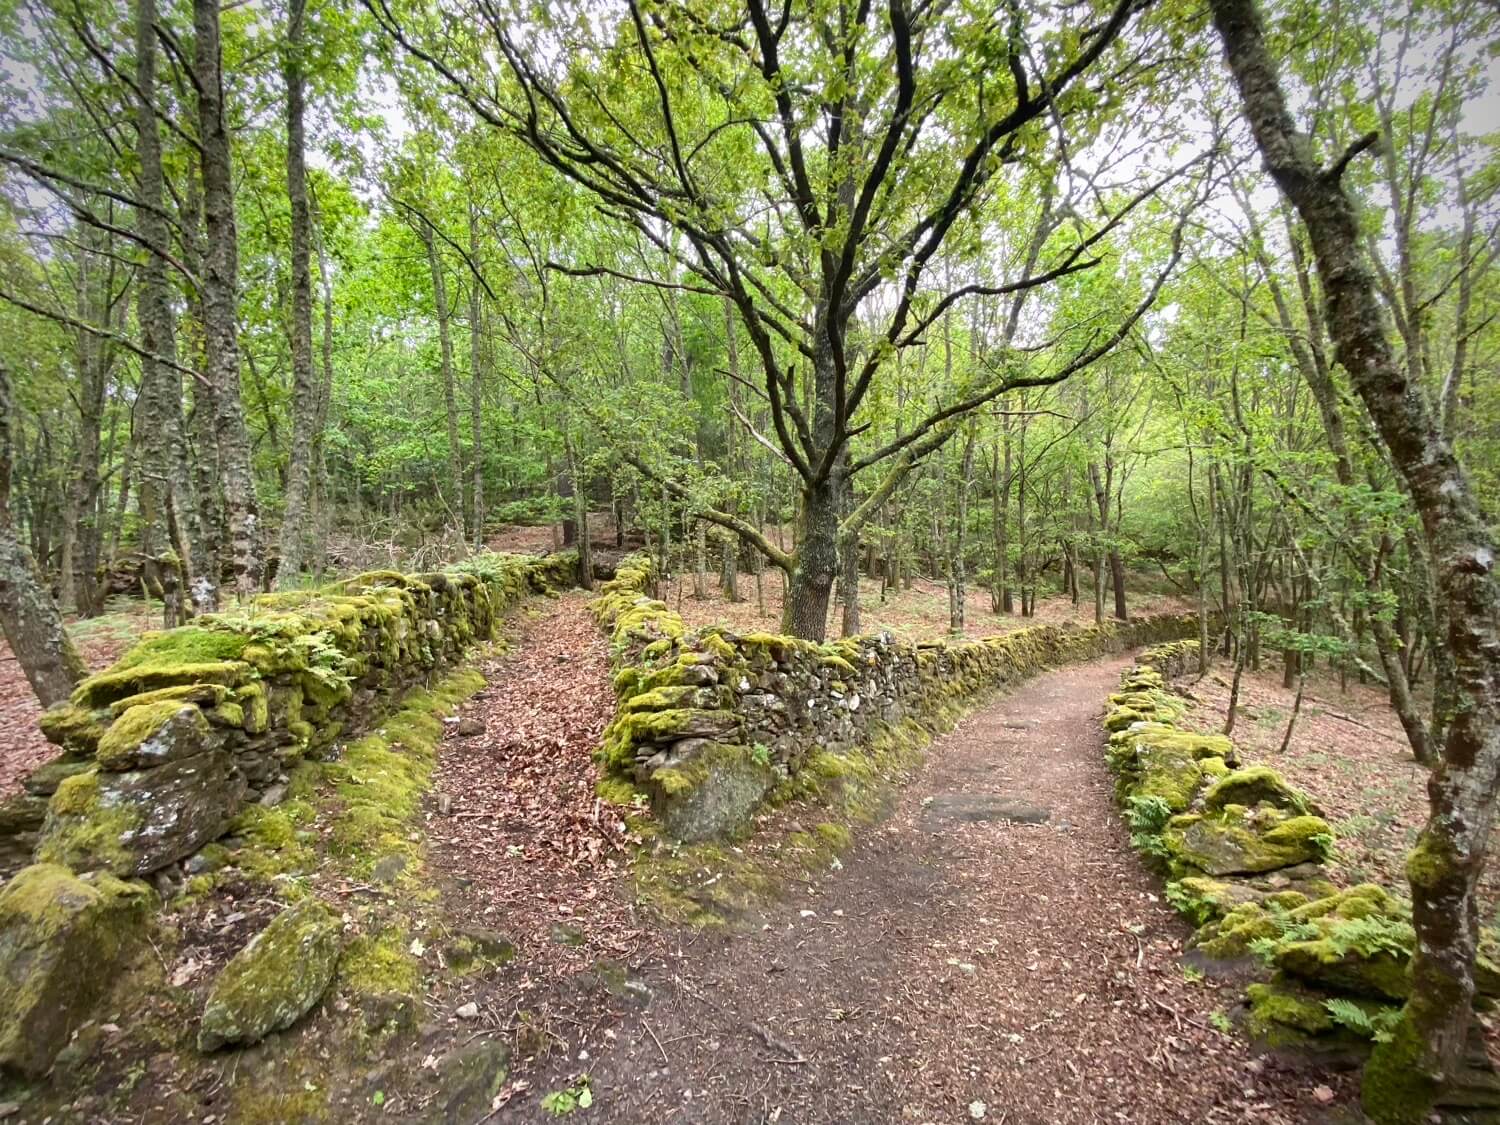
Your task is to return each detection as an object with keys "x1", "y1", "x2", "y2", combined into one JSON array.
[
  {"x1": 1, "y1": 552, "x2": 577, "y2": 882},
  {"x1": 1105, "y1": 642, "x2": 1500, "y2": 1071},
  {"x1": 591, "y1": 554, "x2": 1202, "y2": 841}
]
